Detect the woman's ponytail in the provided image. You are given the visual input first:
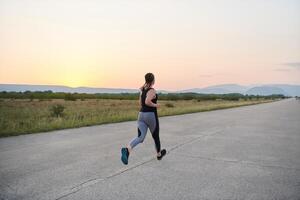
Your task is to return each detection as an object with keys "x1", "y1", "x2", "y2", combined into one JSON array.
[{"x1": 139, "y1": 73, "x2": 154, "y2": 91}]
